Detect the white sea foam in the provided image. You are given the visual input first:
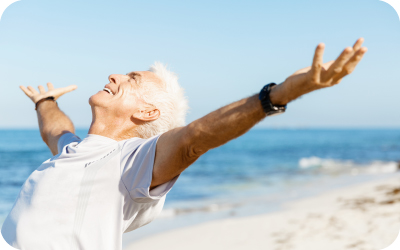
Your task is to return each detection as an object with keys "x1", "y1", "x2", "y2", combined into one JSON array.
[
  {"x1": 158, "y1": 209, "x2": 176, "y2": 218},
  {"x1": 298, "y1": 157, "x2": 399, "y2": 175}
]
